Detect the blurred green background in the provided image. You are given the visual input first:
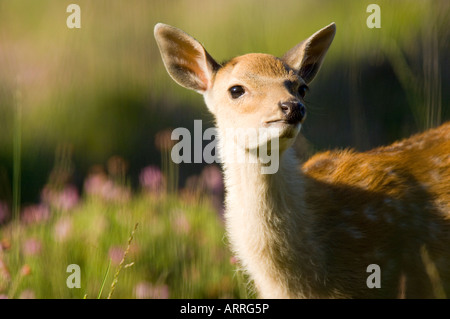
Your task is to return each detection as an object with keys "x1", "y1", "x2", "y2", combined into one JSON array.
[
  {"x1": 0, "y1": 0, "x2": 449, "y2": 204},
  {"x1": 0, "y1": 0, "x2": 448, "y2": 298}
]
